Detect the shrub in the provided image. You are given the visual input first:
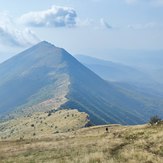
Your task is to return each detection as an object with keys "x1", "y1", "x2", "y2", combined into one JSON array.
[
  {"x1": 54, "y1": 131, "x2": 59, "y2": 134},
  {"x1": 48, "y1": 112, "x2": 52, "y2": 116},
  {"x1": 149, "y1": 115, "x2": 161, "y2": 125},
  {"x1": 31, "y1": 124, "x2": 35, "y2": 127}
]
